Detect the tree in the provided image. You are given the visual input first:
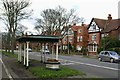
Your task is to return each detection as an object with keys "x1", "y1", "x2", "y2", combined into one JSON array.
[
  {"x1": 0, "y1": 0, "x2": 32, "y2": 53},
  {"x1": 98, "y1": 37, "x2": 120, "y2": 54},
  {"x1": 34, "y1": 6, "x2": 84, "y2": 35},
  {"x1": 16, "y1": 24, "x2": 28, "y2": 36}
]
